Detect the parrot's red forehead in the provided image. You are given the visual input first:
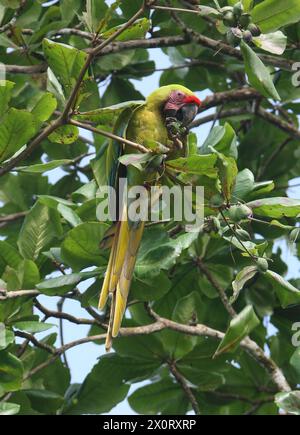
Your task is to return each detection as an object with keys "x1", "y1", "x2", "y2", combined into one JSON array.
[{"x1": 183, "y1": 95, "x2": 201, "y2": 106}]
